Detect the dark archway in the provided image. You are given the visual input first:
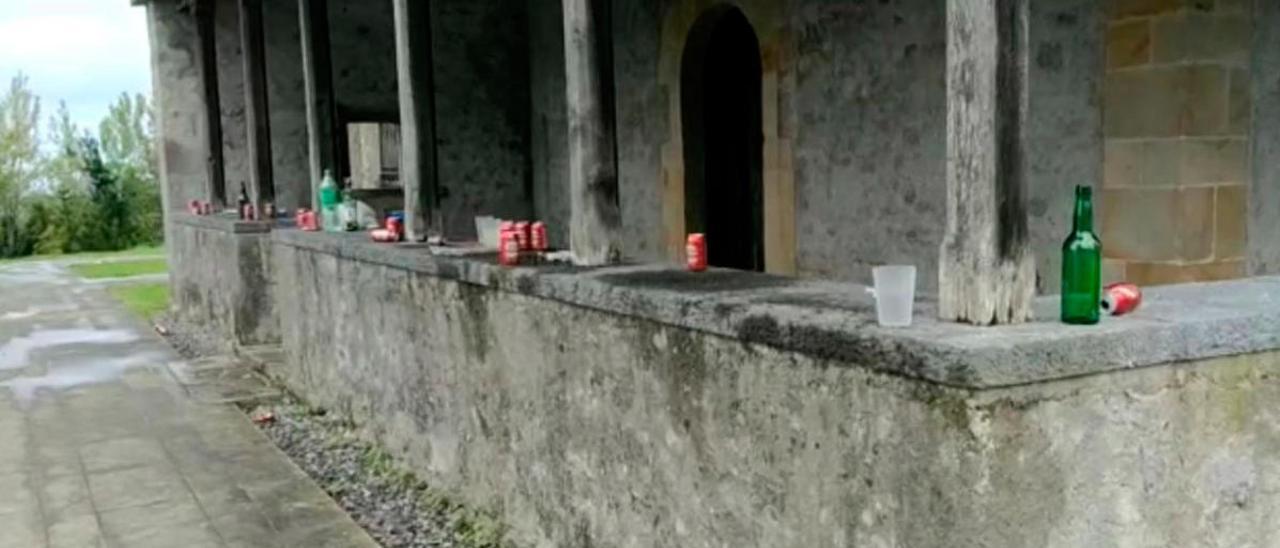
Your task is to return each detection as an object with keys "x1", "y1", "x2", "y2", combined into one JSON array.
[{"x1": 680, "y1": 6, "x2": 764, "y2": 271}]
